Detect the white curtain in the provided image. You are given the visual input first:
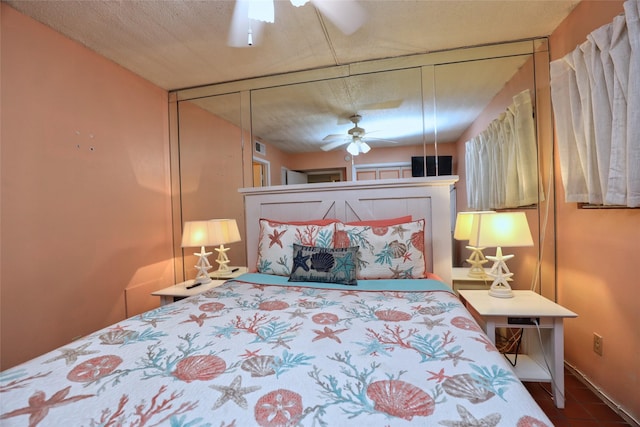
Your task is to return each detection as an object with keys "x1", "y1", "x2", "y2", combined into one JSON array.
[
  {"x1": 550, "y1": 0, "x2": 640, "y2": 207},
  {"x1": 465, "y1": 89, "x2": 540, "y2": 210}
]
